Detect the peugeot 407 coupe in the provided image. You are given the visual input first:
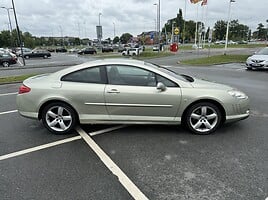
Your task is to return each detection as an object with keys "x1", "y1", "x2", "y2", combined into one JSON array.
[{"x1": 16, "y1": 59, "x2": 250, "y2": 135}]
